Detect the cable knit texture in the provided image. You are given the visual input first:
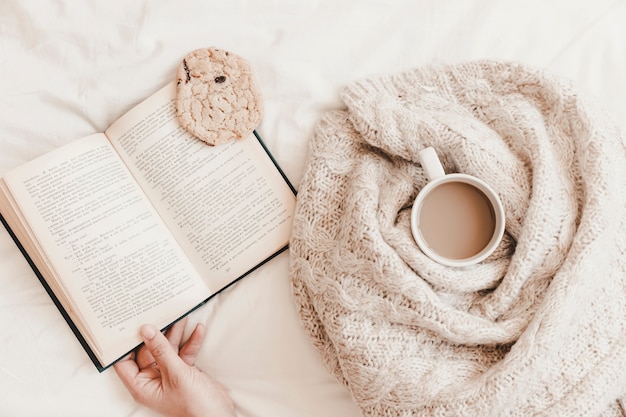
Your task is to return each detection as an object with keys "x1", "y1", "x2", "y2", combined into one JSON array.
[{"x1": 289, "y1": 61, "x2": 626, "y2": 416}]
